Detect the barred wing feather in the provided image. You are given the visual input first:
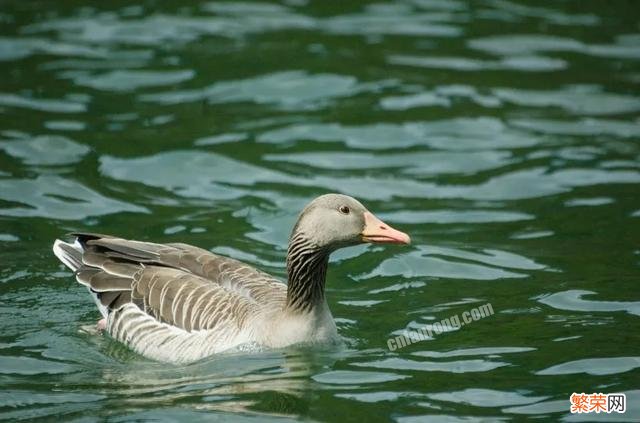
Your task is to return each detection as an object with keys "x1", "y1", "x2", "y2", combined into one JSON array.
[{"x1": 54, "y1": 233, "x2": 288, "y2": 363}]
